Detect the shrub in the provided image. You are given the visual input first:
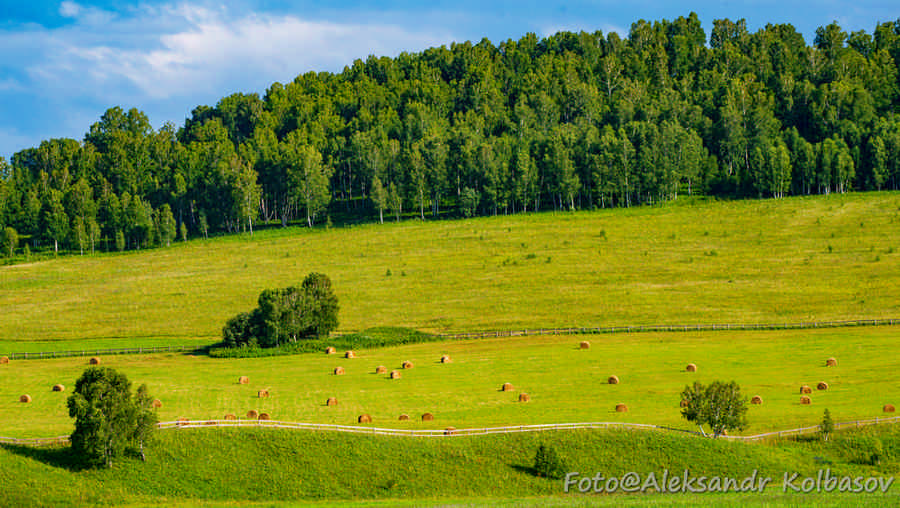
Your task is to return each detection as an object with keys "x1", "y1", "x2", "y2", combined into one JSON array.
[{"x1": 533, "y1": 443, "x2": 566, "y2": 479}]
